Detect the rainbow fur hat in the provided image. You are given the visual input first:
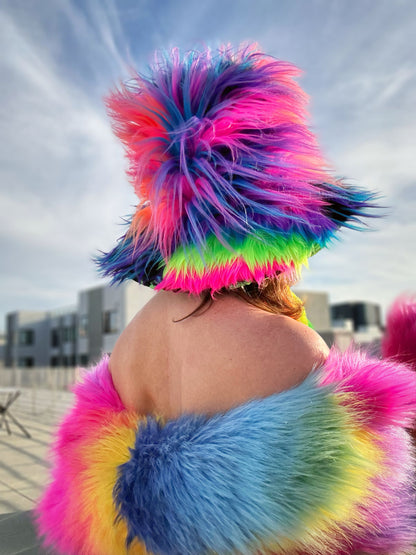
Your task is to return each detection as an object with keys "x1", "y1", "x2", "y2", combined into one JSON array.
[{"x1": 98, "y1": 44, "x2": 377, "y2": 294}]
